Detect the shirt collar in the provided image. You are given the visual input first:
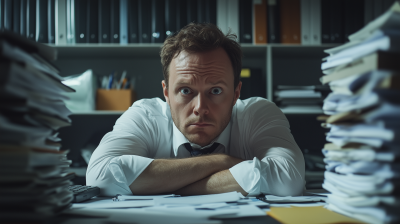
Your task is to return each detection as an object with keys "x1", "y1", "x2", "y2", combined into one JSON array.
[{"x1": 172, "y1": 119, "x2": 232, "y2": 156}]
